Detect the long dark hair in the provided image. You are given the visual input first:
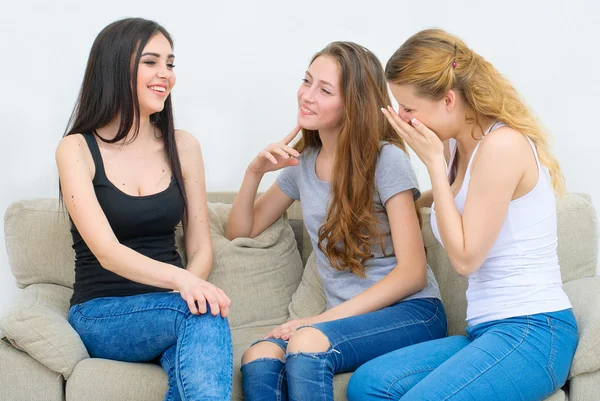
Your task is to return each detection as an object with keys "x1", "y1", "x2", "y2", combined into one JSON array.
[{"x1": 62, "y1": 17, "x2": 187, "y2": 211}]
